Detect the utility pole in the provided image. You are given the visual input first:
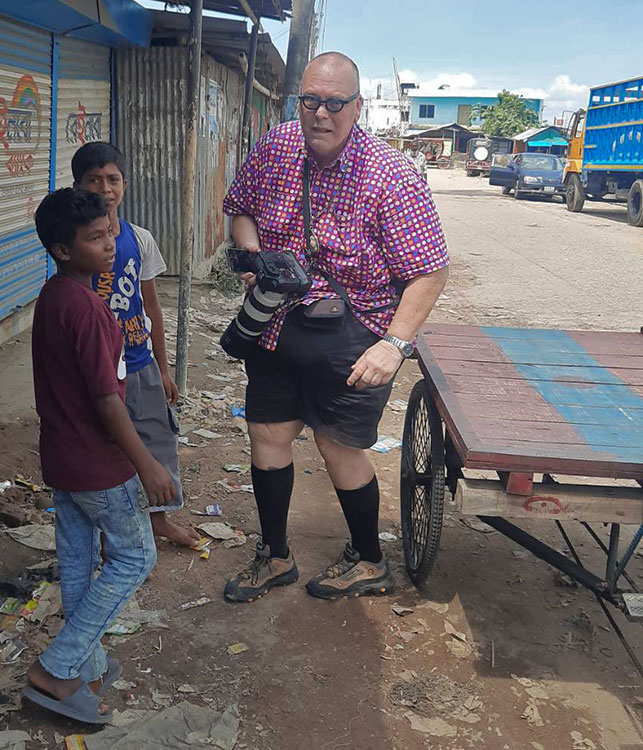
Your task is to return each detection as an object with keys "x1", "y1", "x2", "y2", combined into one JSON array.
[
  {"x1": 280, "y1": 0, "x2": 316, "y2": 122},
  {"x1": 175, "y1": 0, "x2": 203, "y2": 396},
  {"x1": 241, "y1": 21, "x2": 260, "y2": 160}
]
